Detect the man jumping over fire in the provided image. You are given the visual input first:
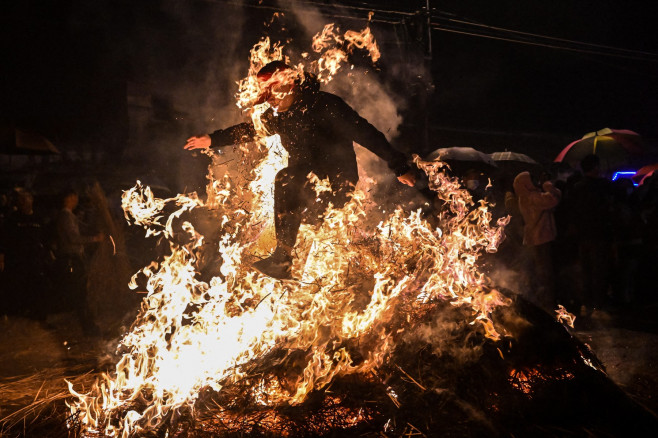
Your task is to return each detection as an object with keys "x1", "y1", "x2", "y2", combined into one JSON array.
[{"x1": 184, "y1": 61, "x2": 416, "y2": 279}]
